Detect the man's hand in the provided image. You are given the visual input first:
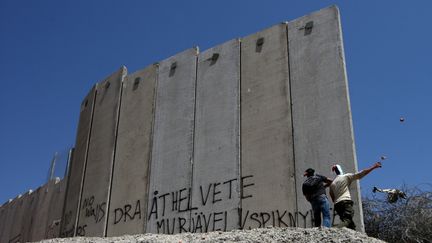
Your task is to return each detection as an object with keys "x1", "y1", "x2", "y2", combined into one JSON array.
[{"x1": 374, "y1": 162, "x2": 382, "y2": 168}]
